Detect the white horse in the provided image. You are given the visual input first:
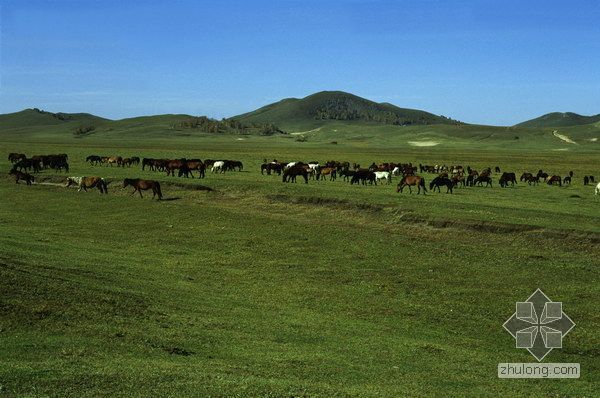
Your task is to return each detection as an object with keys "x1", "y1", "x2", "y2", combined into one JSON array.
[
  {"x1": 66, "y1": 176, "x2": 84, "y2": 190},
  {"x1": 211, "y1": 160, "x2": 225, "y2": 173},
  {"x1": 391, "y1": 166, "x2": 401, "y2": 176},
  {"x1": 374, "y1": 171, "x2": 391, "y2": 184},
  {"x1": 595, "y1": 182, "x2": 600, "y2": 195}
]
